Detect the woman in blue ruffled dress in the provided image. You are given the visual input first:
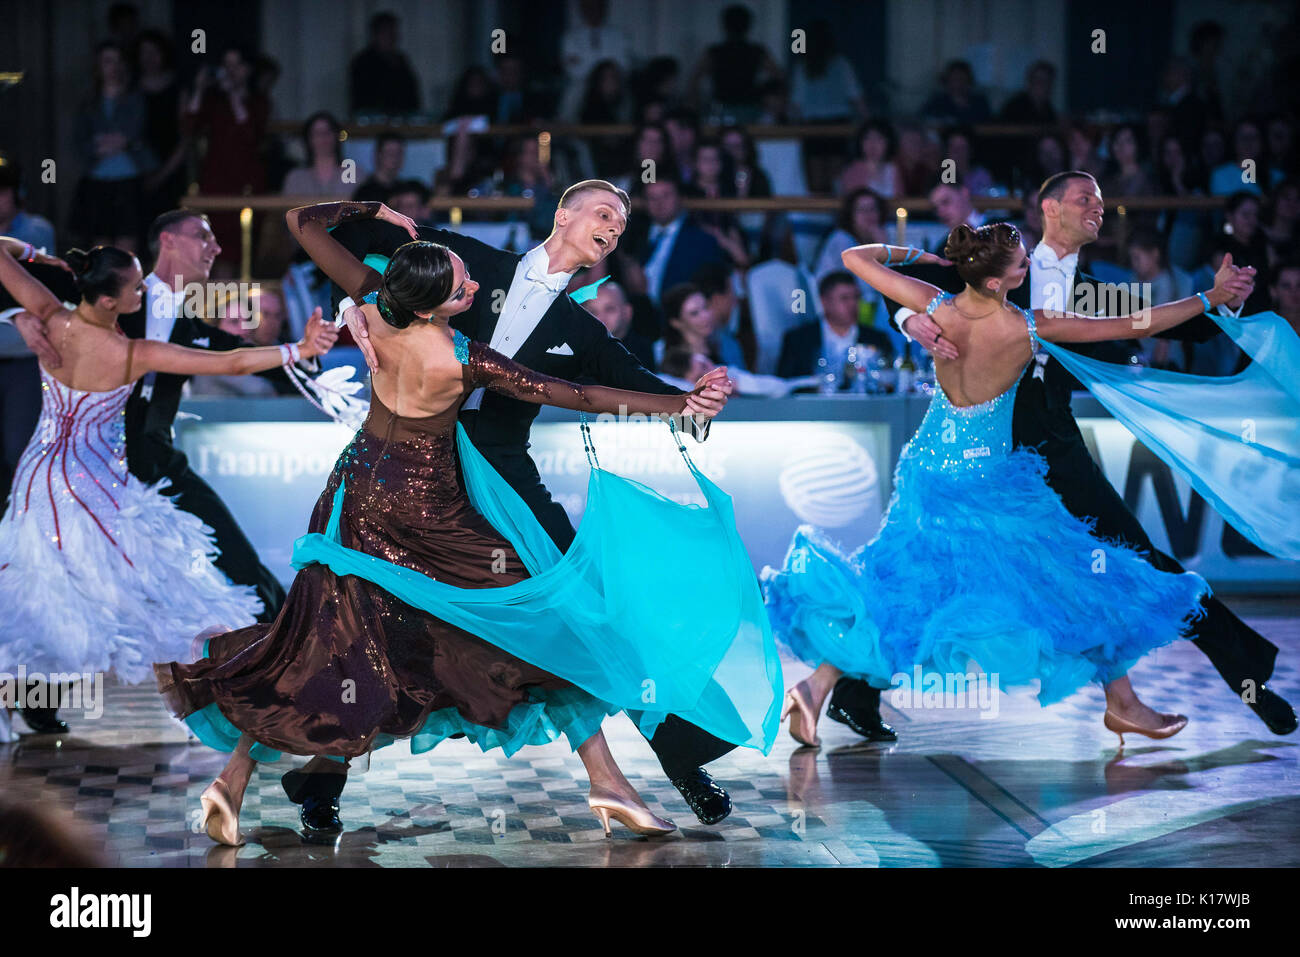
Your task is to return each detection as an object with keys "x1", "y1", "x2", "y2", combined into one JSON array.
[
  {"x1": 763, "y1": 223, "x2": 1257, "y2": 747},
  {"x1": 155, "y1": 200, "x2": 782, "y2": 845}
]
